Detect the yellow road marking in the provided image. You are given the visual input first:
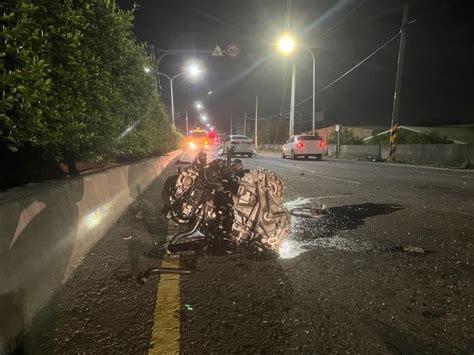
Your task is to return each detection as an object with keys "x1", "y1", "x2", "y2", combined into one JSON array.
[{"x1": 149, "y1": 221, "x2": 181, "y2": 355}]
